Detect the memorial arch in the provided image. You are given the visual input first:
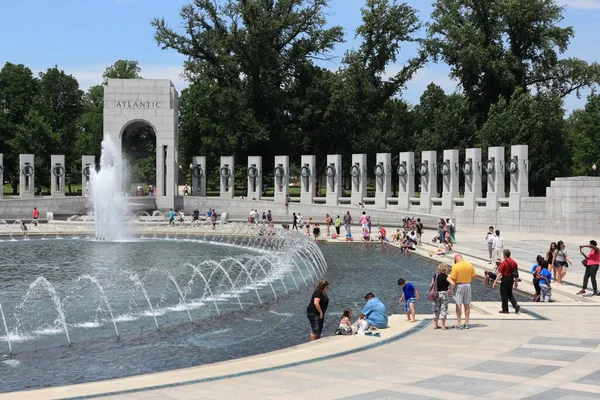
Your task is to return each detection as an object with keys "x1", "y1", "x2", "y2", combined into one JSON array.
[{"x1": 103, "y1": 79, "x2": 180, "y2": 209}]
